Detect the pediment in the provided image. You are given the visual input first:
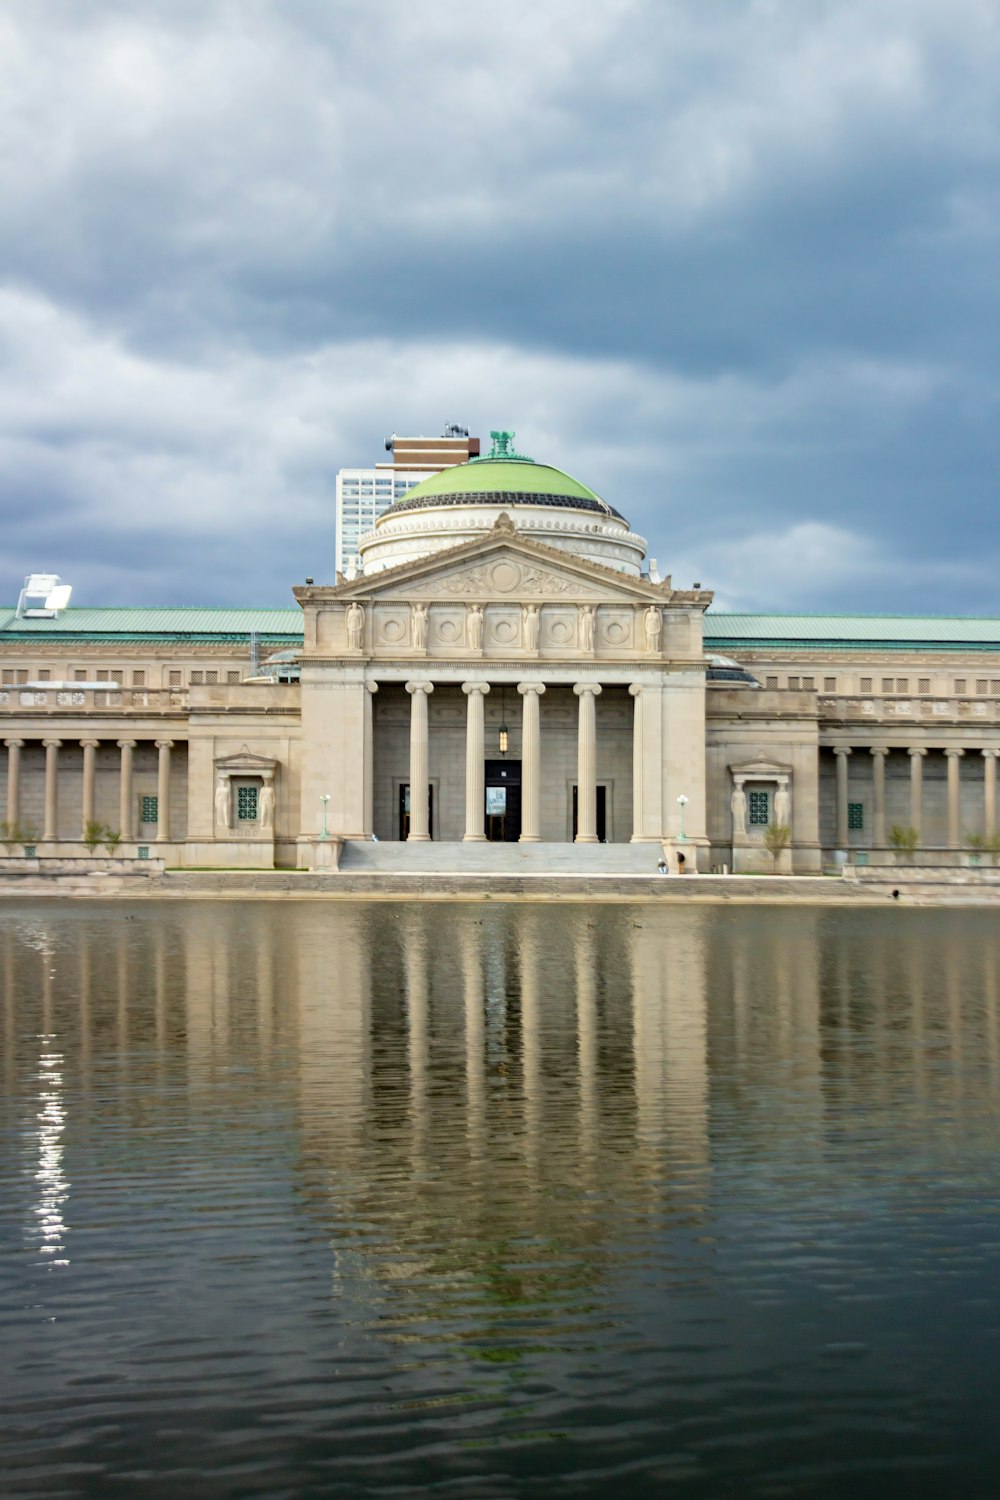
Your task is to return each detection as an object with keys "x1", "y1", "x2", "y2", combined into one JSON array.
[{"x1": 215, "y1": 745, "x2": 278, "y2": 774}]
